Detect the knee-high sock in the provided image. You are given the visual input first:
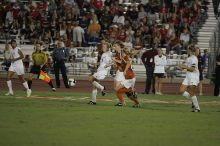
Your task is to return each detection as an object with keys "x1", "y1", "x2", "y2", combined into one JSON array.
[
  {"x1": 22, "y1": 82, "x2": 29, "y2": 90},
  {"x1": 124, "y1": 87, "x2": 139, "y2": 104},
  {"x1": 116, "y1": 89, "x2": 125, "y2": 103},
  {"x1": 91, "y1": 88, "x2": 97, "y2": 102},
  {"x1": 48, "y1": 80, "x2": 54, "y2": 88},
  {"x1": 191, "y1": 96, "x2": 200, "y2": 110},
  {"x1": 92, "y1": 81, "x2": 104, "y2": 91},
  {"x1": 182, "y1": 91, "x2": 190, "y2": 99},
  {"x1": 7, "y1": 80, "x2": 13, "y2": 93},
  {"x1": 28, "y1": 80, "x2": 32, "y2": 89}
]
